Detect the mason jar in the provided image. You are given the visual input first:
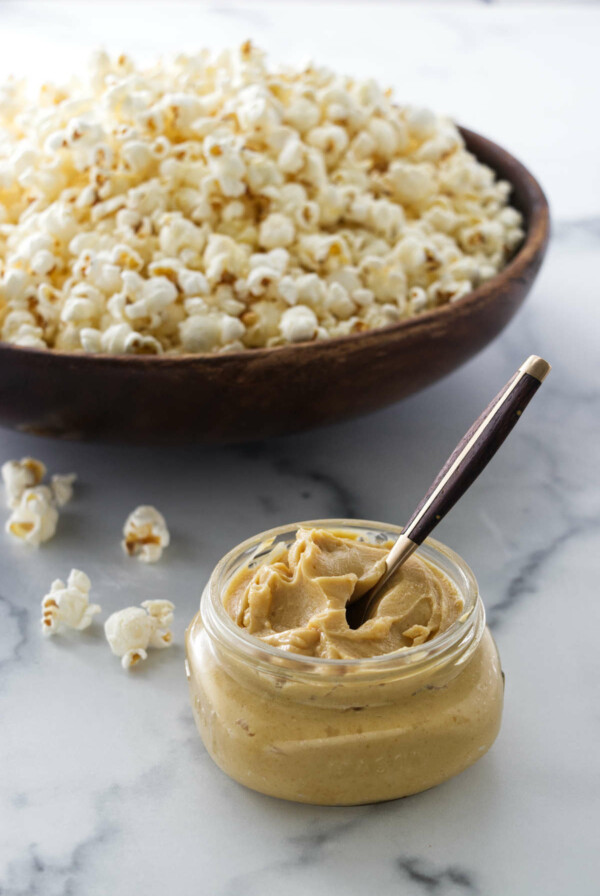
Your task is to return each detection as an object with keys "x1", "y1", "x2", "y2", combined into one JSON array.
[{"x1": 185, "y1": 519, "x2": 504, "y2": 806}]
